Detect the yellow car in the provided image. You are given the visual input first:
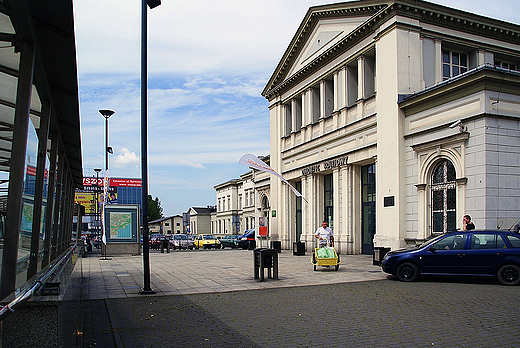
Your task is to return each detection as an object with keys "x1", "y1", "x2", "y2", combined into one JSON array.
[{"x1": 194, "y1": 234, "x2": 221, "y2": 249}]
